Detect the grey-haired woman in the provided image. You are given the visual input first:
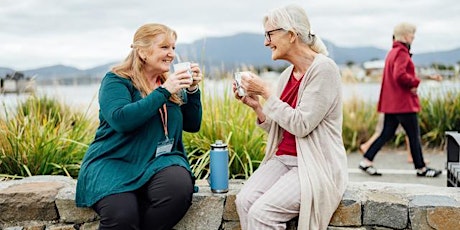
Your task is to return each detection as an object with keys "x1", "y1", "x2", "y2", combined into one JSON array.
[{"x1": 234, "y1": 4, "x2": 348, "y2": 230}]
